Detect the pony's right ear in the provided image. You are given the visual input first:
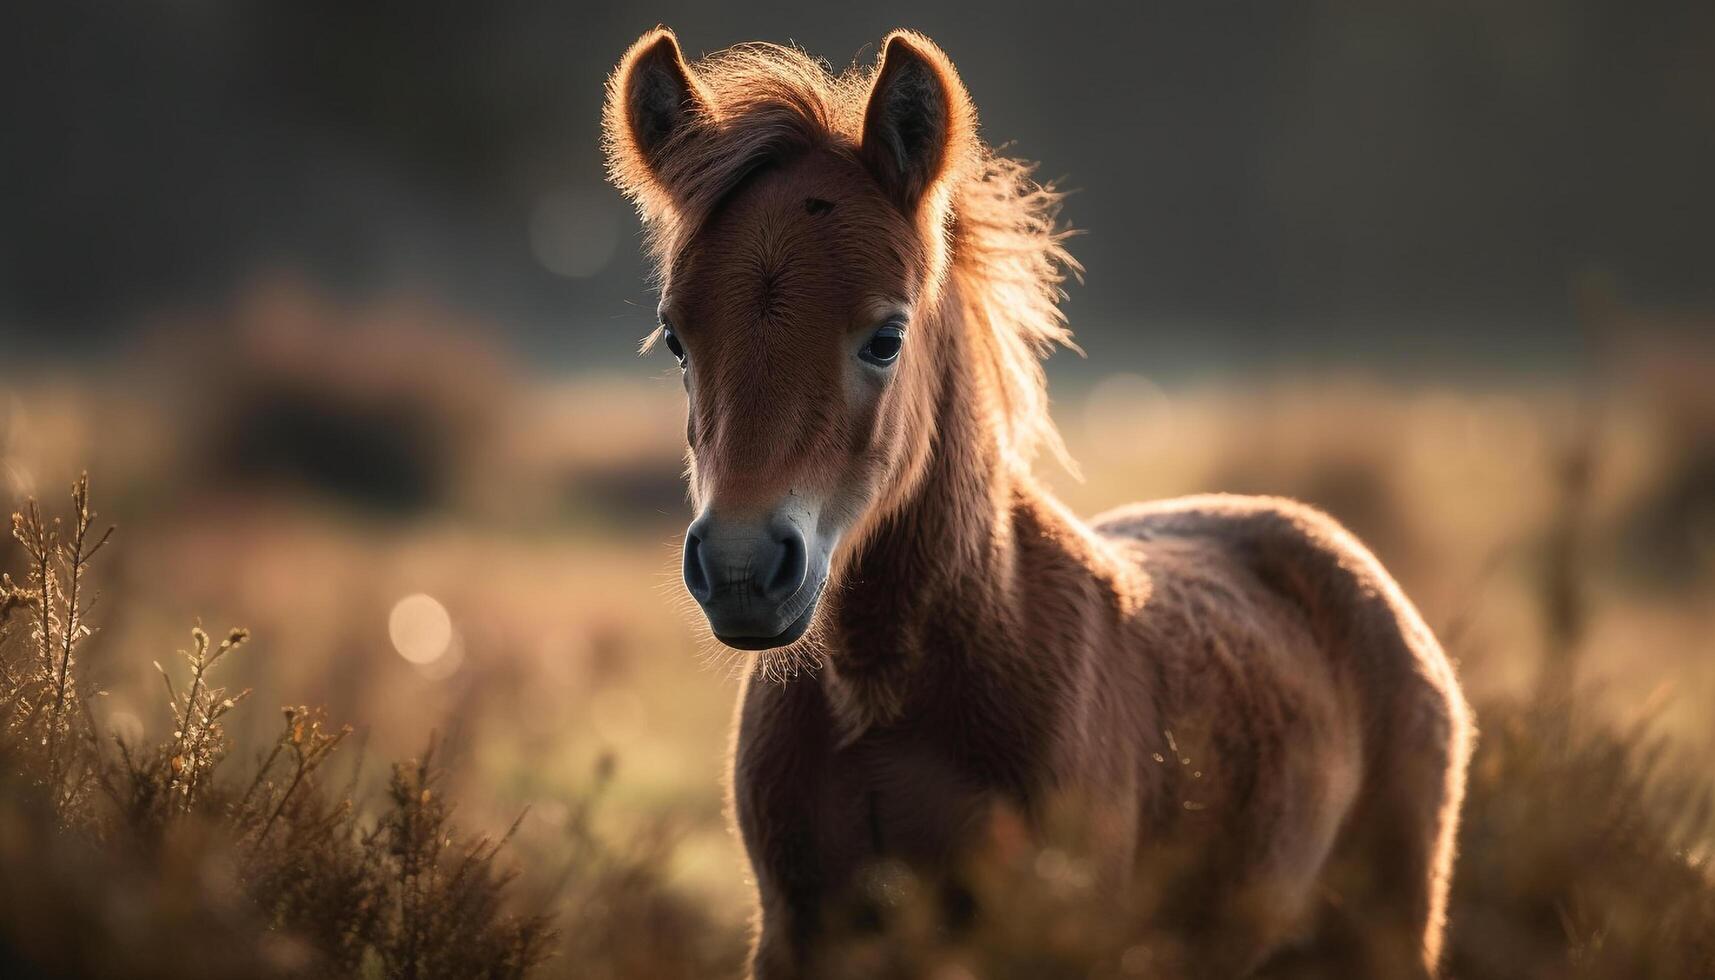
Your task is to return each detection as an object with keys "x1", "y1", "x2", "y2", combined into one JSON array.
[
  {"x1": 859, "y1": 32, "x2": 974, "y2": 212},
  {"x1": 605, "y1": 28, "x2": 708, "y2": 185}
]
